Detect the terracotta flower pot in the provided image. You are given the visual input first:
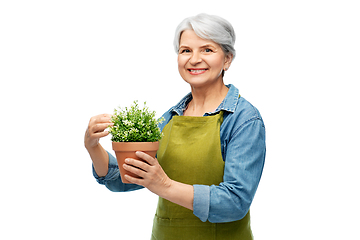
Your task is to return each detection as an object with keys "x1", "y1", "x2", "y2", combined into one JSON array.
[{"x1": 112, "y1": 141, "x2": 159, "y2": 184}]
